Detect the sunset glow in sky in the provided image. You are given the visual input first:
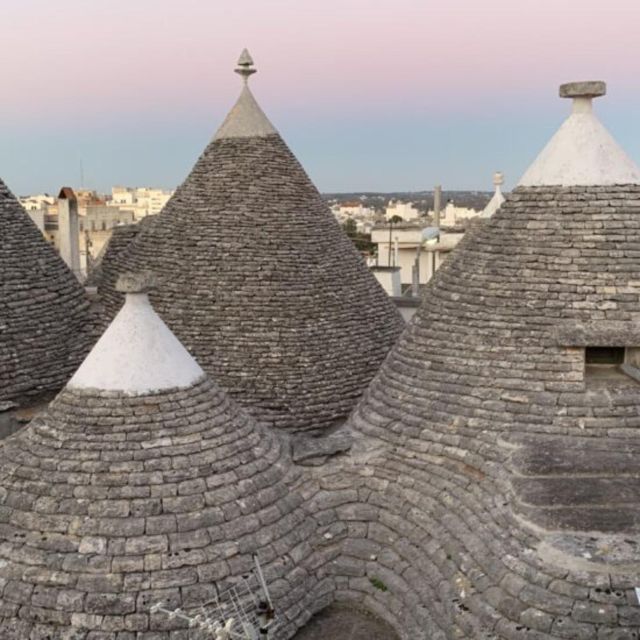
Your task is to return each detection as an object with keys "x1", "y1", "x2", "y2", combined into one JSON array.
[{"x1": 2, "y1": 0, "x2": 640, "y2": 194}]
